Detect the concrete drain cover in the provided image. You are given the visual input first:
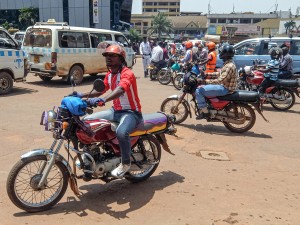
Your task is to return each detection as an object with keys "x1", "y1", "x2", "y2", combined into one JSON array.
[{"x1": 199, "y1": 151, "x2": 230, "y2": 161}]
